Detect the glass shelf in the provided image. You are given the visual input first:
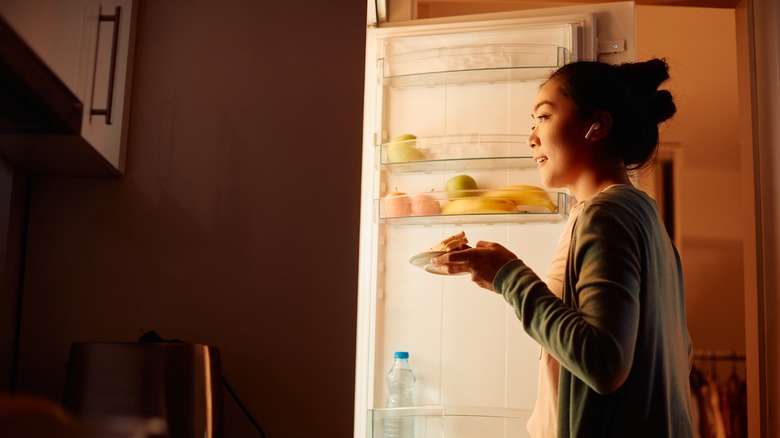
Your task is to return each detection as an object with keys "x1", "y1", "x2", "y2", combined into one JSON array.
[
  {"x1": 376, "y1": 190, "x2": 571, "y2": 226},
  {"x1": 379, "y1": 44, "x2": 569, "y2": 88},
  {"x1": 367, "y1": 405, "x2": 532, "y2": 438},
  {"x1": 379, "y1": 134, "x2": 534, "y2": 173}
]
